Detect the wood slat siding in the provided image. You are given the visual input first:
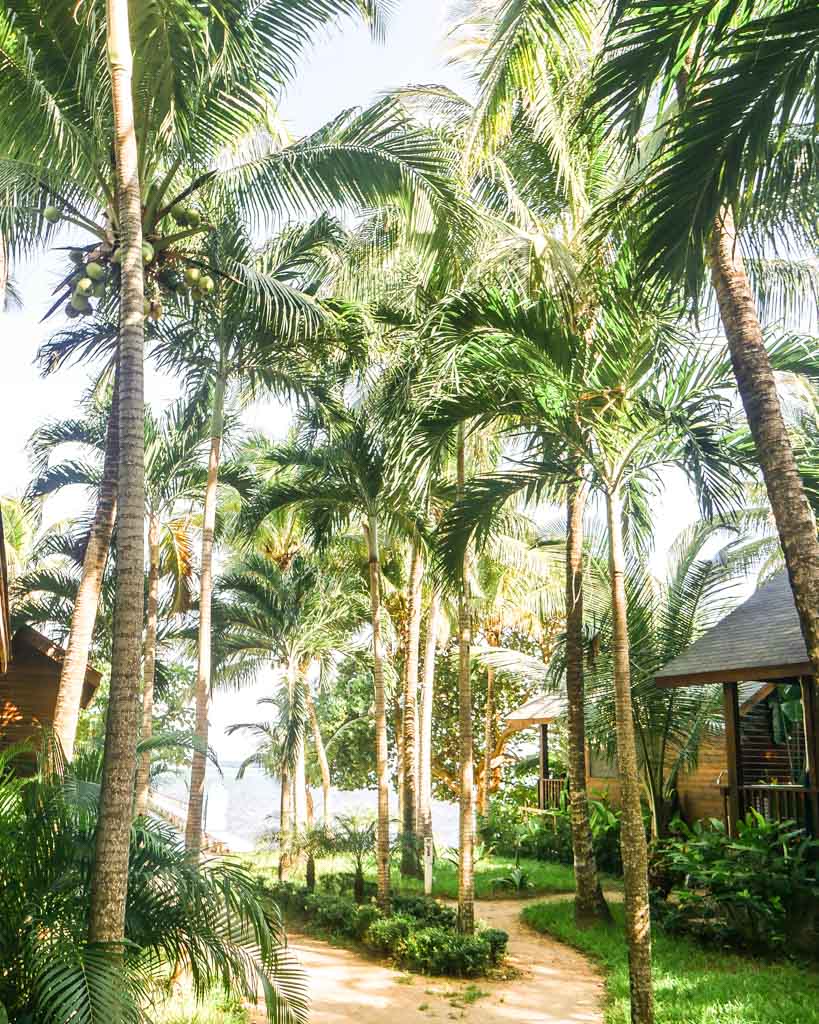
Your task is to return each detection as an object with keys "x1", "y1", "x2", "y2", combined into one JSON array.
[{"x1": 741, "y1": 700, "x2": 805, "y2": 783}]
